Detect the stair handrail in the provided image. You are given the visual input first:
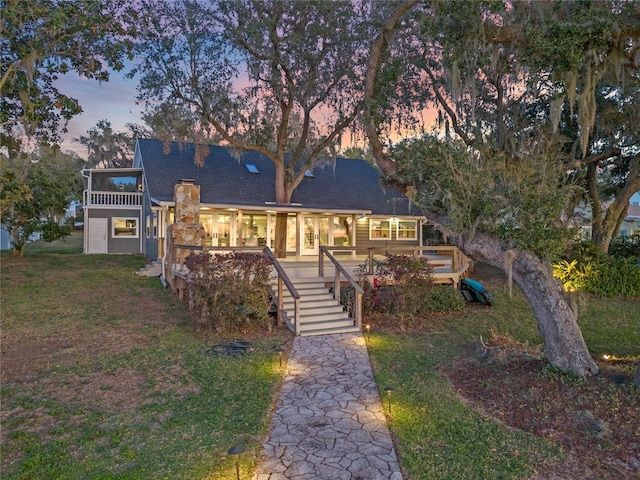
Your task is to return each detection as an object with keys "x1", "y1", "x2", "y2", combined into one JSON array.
[
  {"x1": 319, "y1": 247, "x2": 364, "y2": 330},
  {"x1": 263, "y1": 247, "x2": 301, "y2": 335}
]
